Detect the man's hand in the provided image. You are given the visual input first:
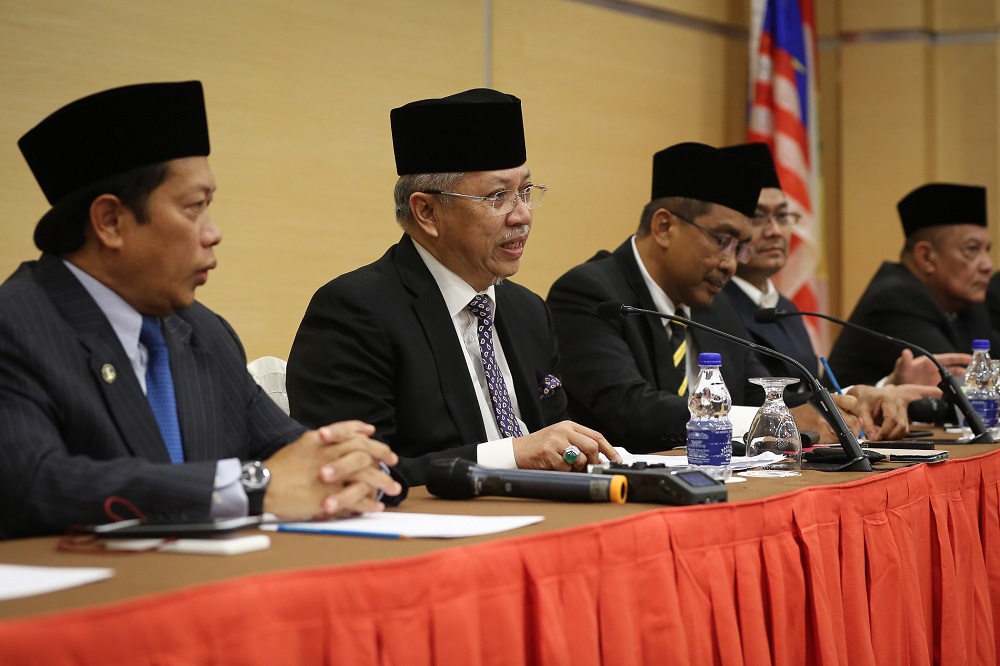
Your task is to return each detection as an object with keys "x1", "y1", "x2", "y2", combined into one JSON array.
[
  {"x1": 791, "y1": 395, "x2": 862, "y2": 444},
  {"x1": 513, "y1": 421, "x2": 621, "y2": 471},
  {"x1": 845, "y1": 384, "x2": 935, "y2": 440},
  {"x1": 263, "y1": 420, "x2": 401, "y2": 520},
  {"x1": 886, "y1": 348, "x2": 971, "y2": 386}
]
